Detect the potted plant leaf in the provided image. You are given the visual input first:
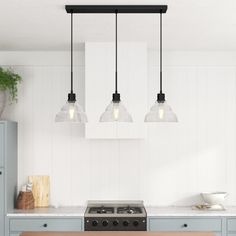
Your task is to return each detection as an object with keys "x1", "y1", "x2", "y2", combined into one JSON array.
[{"x1": 0, "y1": 67, "x2": 22, "y2": 118}]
